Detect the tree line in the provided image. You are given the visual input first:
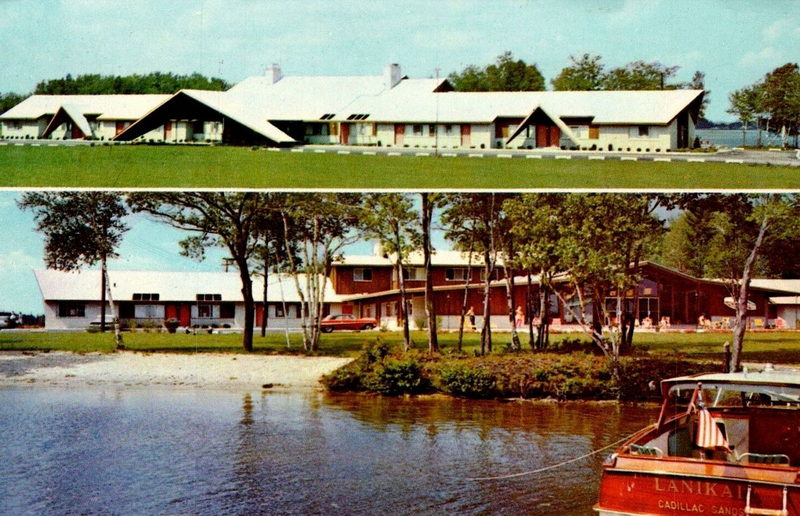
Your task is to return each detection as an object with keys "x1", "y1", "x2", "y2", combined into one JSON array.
[
  {"x1": 19, "y1": 192, "x2": 800, "y2": 376},
  {"x1": 0, "y1": 72, "x2": 230, "y2": 113}
]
